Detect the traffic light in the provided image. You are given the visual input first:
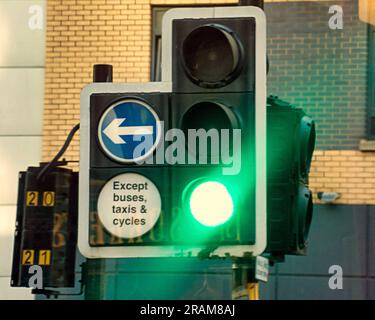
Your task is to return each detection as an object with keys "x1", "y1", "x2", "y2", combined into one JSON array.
[
  {"x1": 78, "y1": 6, "x2": 267, "y2": 258},
  {"x1": 265, "y1": 96, "x2": 316, "y2": 258},
  {"x1": 168, "y1": 9, "x2": 267, "y2": 254},
  {"x1": 11, "y1": 166, "x2": 78, "y2": 288}
]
